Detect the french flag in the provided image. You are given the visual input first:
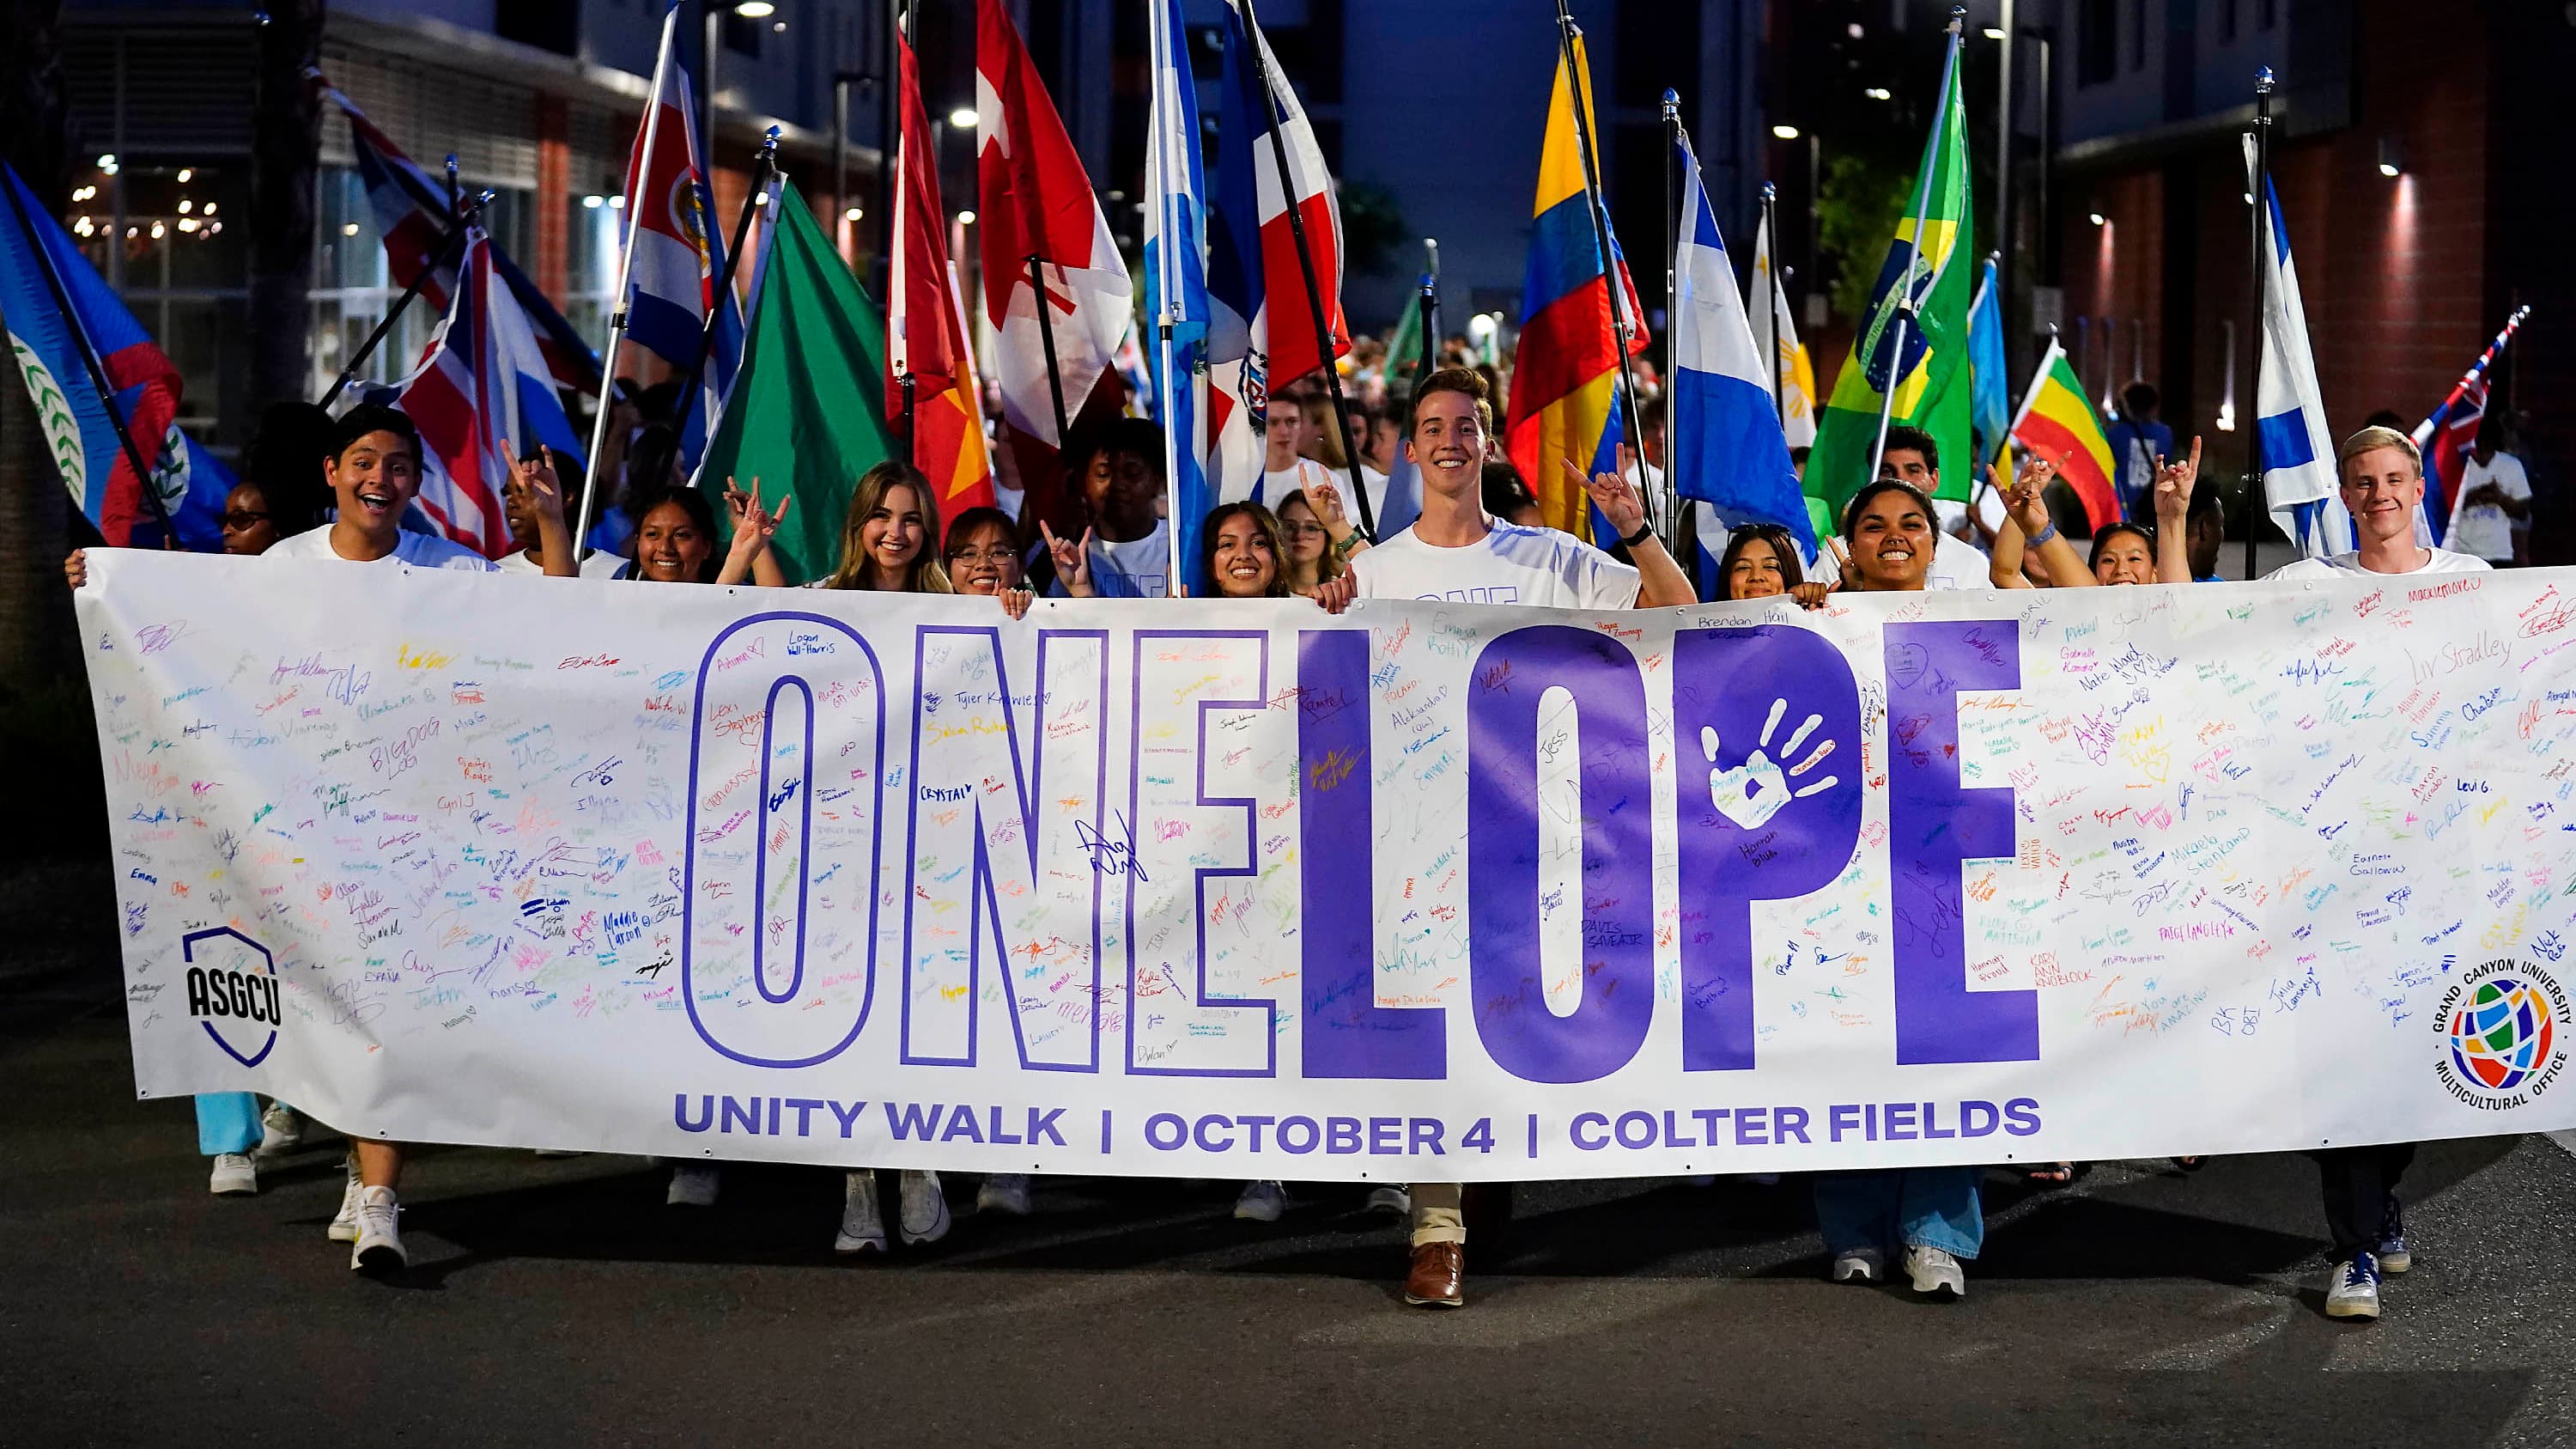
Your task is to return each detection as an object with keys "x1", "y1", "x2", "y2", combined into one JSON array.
[
  {"x1": 1204, "y1": 0, "x2": 1347, "y2": 505},
  {"x1": 1668, "y1": 135, "x2": 1810, "y2": 561},
  {"x1": 377, "y1": 229, "x2": 586, "y2": 557},
  {"x1": 313, "y1": 72, "x2": 598, "y2": 398}
]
